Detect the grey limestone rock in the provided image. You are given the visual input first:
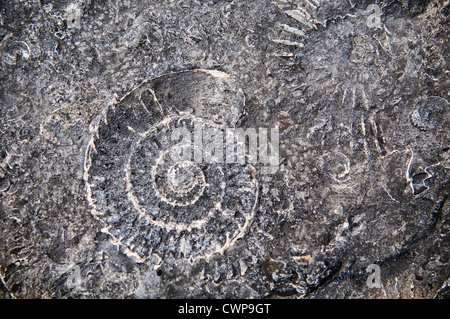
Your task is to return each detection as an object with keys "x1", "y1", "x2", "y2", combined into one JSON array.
[{"x1": 0, "y1": 0, "x2": 448, "y2": 299}]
